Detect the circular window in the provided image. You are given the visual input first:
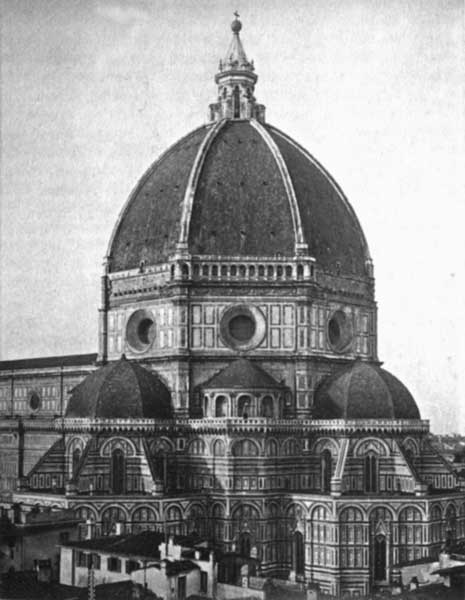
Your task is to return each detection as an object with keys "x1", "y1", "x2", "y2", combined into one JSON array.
[
  {"x1": 126, "y1": 309, "x2": 156, "y2": 352},
  {"x1": 220, "y1": 305, "x2": 266, "y2": 351},
  {"x1": 228, "y1": 314, "x2": 256, "y2": 342},
  {"x1": 327, "y1": 310, "x2": 353, "y2": 353},
  {"x1": 29, "y1": 392, "x2": 41, "y2": 411}
]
